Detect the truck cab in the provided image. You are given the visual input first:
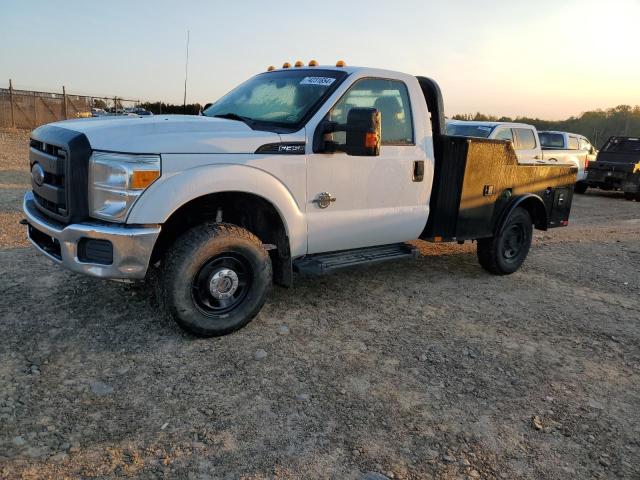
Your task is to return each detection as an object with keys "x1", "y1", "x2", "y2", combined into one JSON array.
[{"x1": 23, "y1": 63, "x2": 577, "y2": 337}]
